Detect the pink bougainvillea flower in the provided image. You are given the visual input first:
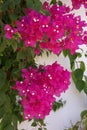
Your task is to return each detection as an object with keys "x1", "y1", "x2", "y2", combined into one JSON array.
[
  {"x1": 4, "y1": 24, "x2": 14, "y2": 39},
  {"x1": 13, "y1": 62, "x2": 71, "y2": 120},
  {"x1": 34, "y1": 48, "x2": 41, "y2": 55},
  {"x1": 4, "y1": 3, "x2": 87, "y2": 54},
  {"x1": 43, "y1": 1, "x2": 50, "y2": 11},
  {"x1": 4, "y1": 24, "x2": 17, "y2": 39},
  {"x1": 71, "y1": 0, "x2": 87, "y2": 9},
  {"x1": 21, "y1": 88, "x2": 55, "y2": 119},
  {"x1": 43, "y1": 62, "x2": 71, "y2": 96}
]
